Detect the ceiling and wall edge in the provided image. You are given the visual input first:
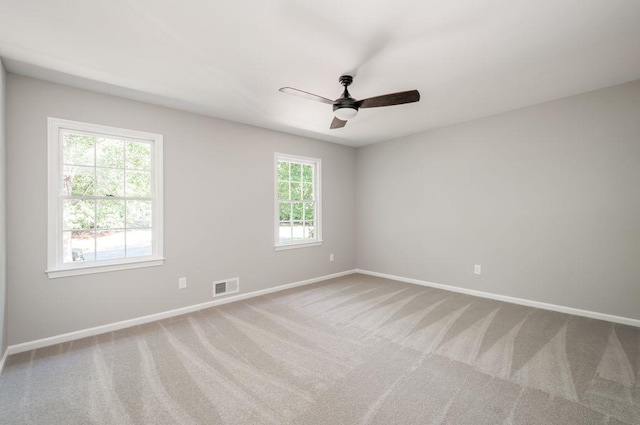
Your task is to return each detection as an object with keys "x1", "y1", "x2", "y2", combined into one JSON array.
[{"x1": 6, "y1": 58, "x2": 640, "y2": 150}]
